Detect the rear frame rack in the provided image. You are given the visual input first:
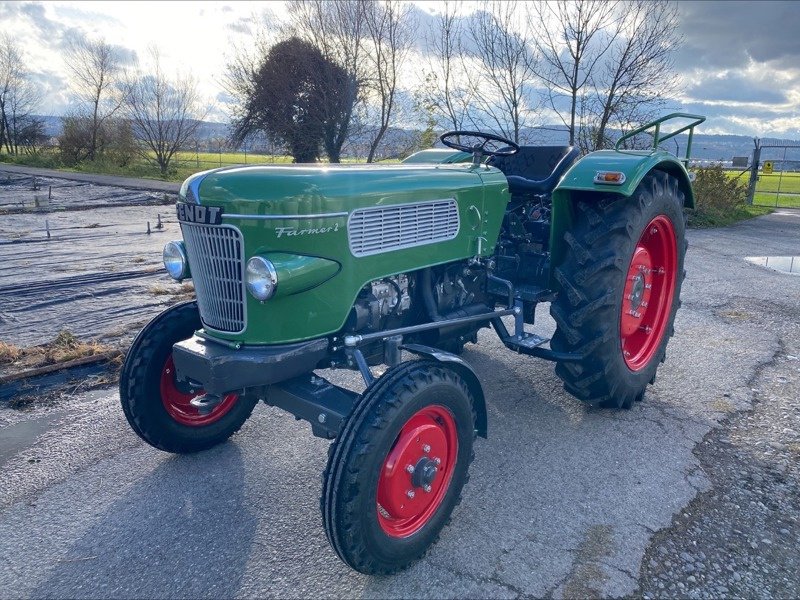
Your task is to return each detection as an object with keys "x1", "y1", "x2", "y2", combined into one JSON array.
[{"x1": 615, "y1": 113, "x2": 707, "y2": 165}]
